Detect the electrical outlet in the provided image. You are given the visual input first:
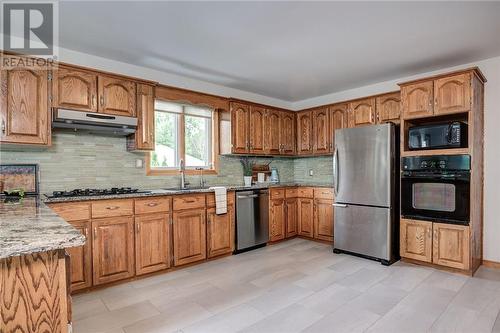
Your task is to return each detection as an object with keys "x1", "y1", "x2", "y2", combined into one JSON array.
[{"x1": 309, "y1": 169, "x2": 314, "y2": 176}]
